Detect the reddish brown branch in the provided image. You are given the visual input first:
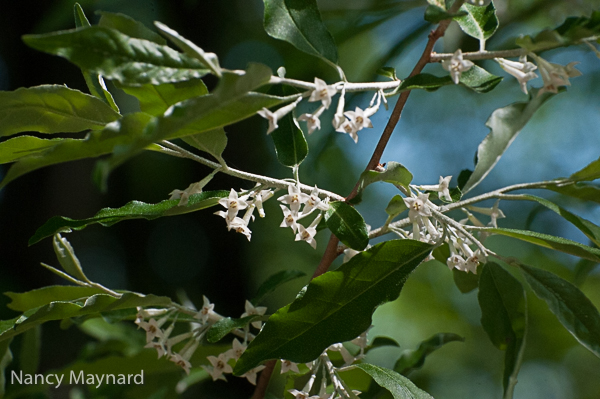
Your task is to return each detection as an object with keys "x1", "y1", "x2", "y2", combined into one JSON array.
[{"x1": 251, "y1": 359, "x2": 277, "y2": 399}]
